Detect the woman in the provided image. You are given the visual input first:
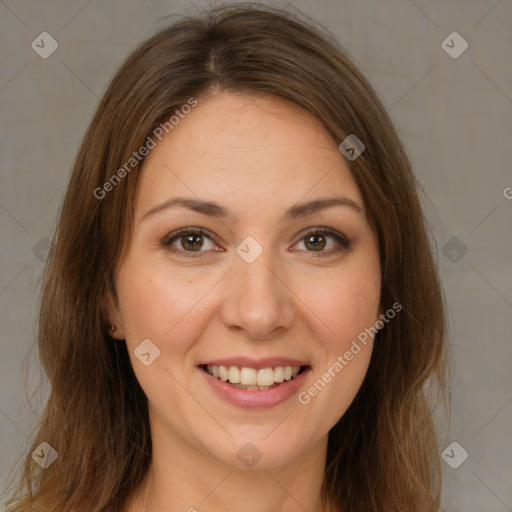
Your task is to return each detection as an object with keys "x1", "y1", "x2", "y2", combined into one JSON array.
[{"x1": 5, "y1": 3, "x2": 449, "y2": 511}]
